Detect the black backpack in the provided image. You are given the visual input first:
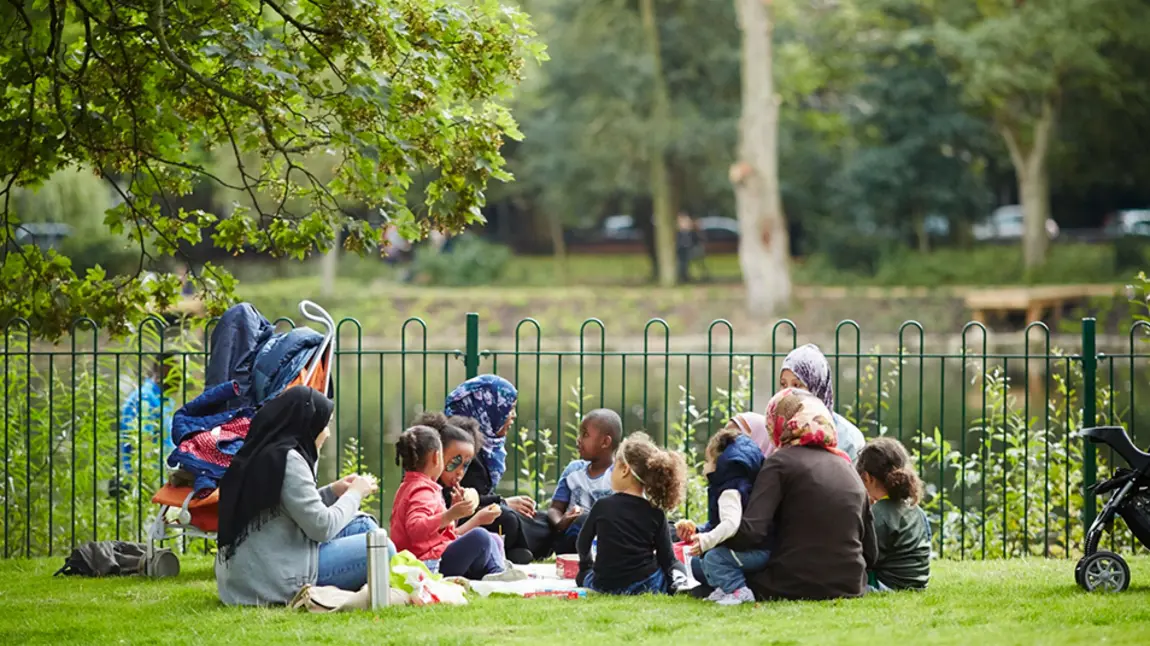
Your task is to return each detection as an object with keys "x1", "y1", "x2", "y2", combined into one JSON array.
[{"x1": 54, "y1": 541, "x2": 177, "y2": 577}]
